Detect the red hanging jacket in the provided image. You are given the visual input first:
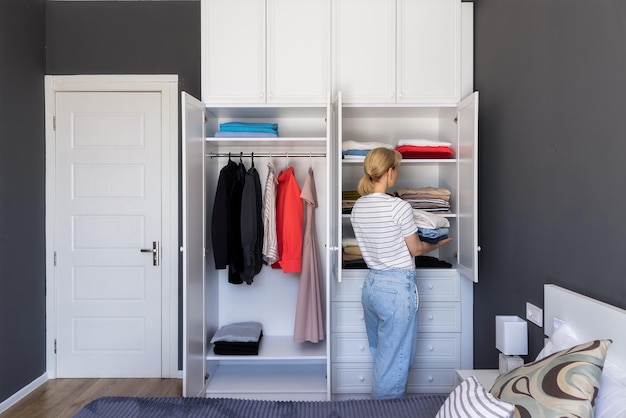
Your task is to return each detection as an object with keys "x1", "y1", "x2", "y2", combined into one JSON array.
[{"x1": 272, "y1": 166, "x2": 303, "y2": 273}]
